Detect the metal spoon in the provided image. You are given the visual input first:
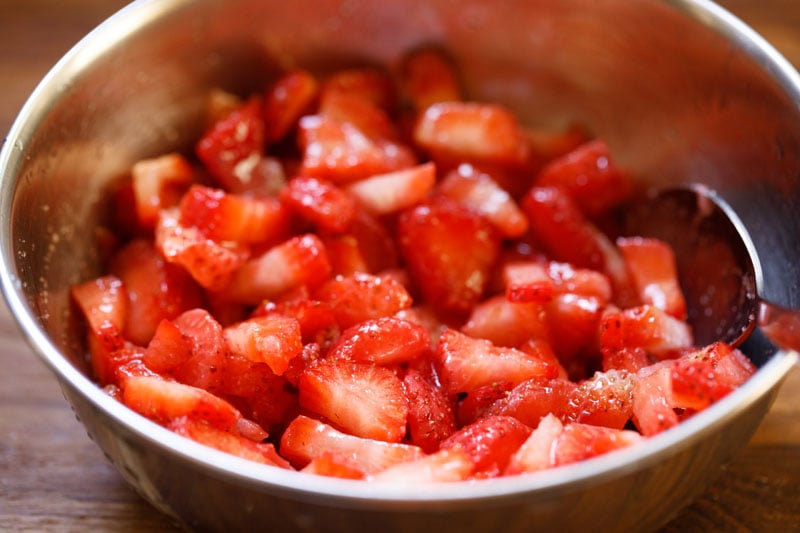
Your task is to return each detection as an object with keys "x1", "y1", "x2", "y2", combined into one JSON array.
[{"x1": 623, "y1": 185, "x2": 800, "y2": 352}]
